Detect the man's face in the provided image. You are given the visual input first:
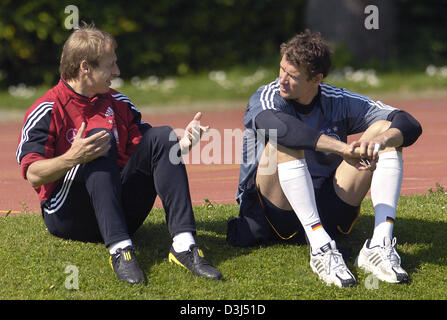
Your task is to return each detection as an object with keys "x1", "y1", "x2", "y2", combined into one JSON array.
[
  {"x1": 278, "y1": 55, "x2": 320, "y2": 104},
  {"x1": 88, "y1": 44, "x2": 120, "y2": 95}
]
